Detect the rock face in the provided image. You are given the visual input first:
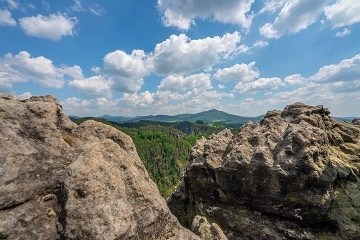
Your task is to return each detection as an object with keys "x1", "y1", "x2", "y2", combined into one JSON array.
[
  {"x1": 0, "y1": 94, "x2": 197, "y2": 239},
  {"x1": 191, "y1": 215, "x2": 227, "y2": 240},
  {"x1": 168, "y1": 103, "x2": 360, "y2": 239}
]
